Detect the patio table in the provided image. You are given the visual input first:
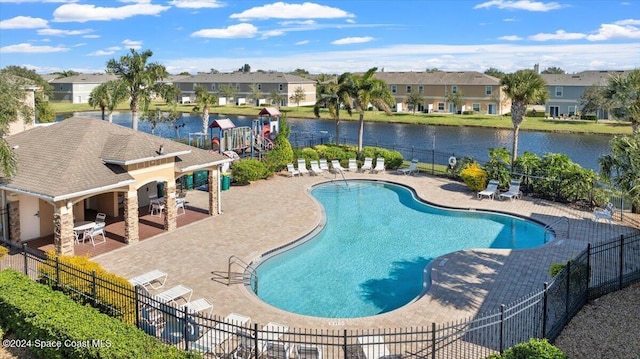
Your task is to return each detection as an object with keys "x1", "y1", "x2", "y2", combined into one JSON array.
[{"x1": 73, "y1": 221, "x2": 95, "y2": 244}]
